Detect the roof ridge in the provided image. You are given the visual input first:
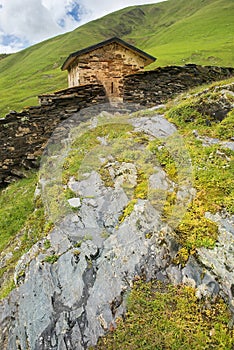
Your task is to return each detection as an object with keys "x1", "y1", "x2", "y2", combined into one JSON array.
[{"x1": 61, "y1": 37, "x2": 156, "y2": 70}]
